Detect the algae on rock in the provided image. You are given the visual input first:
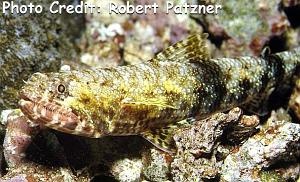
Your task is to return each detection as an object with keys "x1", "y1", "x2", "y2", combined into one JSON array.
[{"x1": 0, "y1": 0, "x2": 84, "y2": 111}]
